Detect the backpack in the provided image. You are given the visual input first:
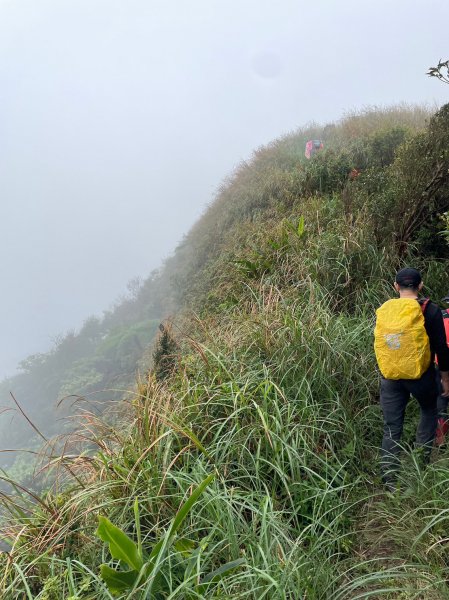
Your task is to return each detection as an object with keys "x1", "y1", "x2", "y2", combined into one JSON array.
[
  {"x1": 433, "y1": 309, "x2": 449, "y2": 367},
  {"x1": 374, "y1": 298, "x2": 431, "y2": 379}
]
